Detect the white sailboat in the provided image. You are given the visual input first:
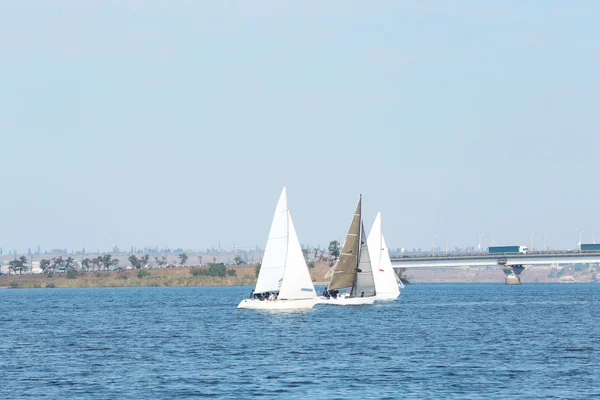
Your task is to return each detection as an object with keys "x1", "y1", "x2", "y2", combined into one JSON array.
[
  {"x1": 238, "y1": 187, "x2": 317, "y2": 310},
  {"x1": 318, "y1": 195, "x2": 377, "y2": 306},
  {"x1": 367, "y1": 212, "x2": 401, "y2": 301}
]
